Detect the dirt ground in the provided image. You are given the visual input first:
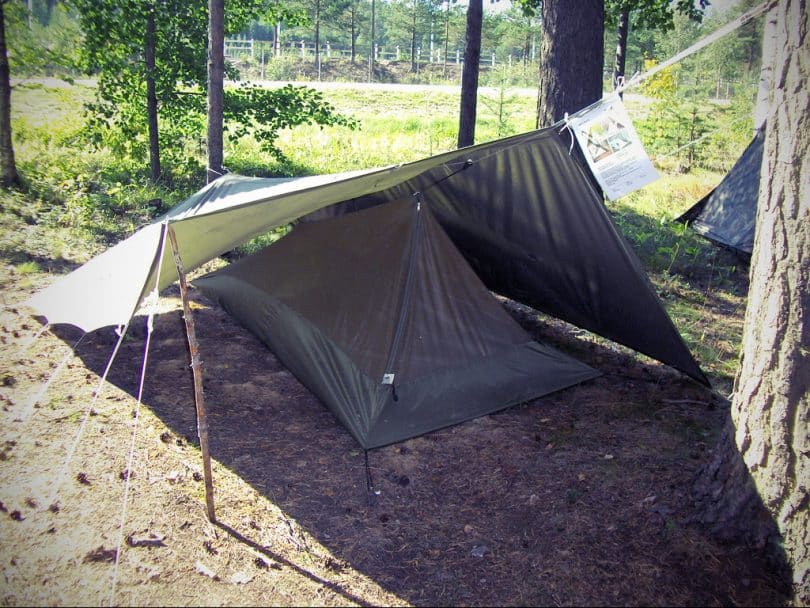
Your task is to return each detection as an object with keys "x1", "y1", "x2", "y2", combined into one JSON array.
[{"x1": 0, "y1": 260, "x2": 790, "y2": 607}]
